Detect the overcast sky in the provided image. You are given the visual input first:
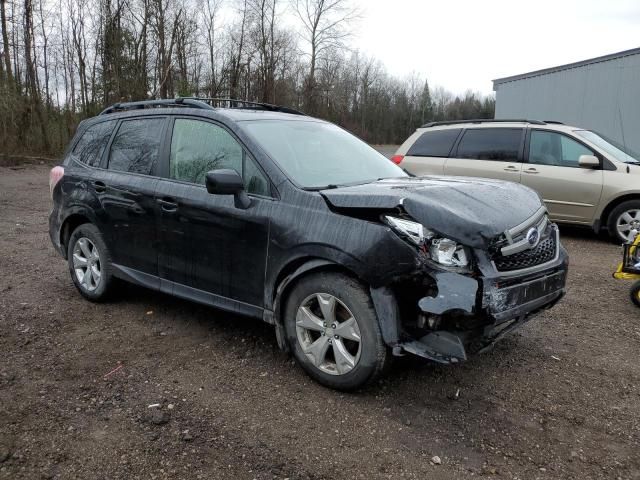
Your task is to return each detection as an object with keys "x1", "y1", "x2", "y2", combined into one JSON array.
[{"x1": 352, "y1": 0, "x2": 640, "y2": 95}]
